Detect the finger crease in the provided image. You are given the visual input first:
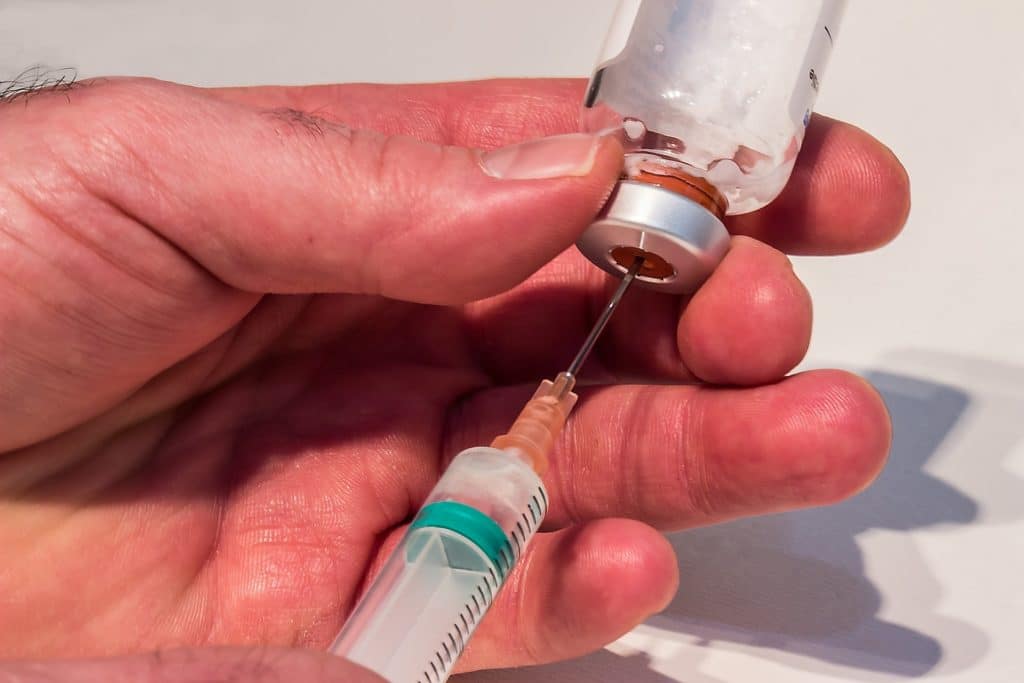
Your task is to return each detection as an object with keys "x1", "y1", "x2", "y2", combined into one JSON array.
[{"x1": 678, "y1": 391, "x2": 716, "y2": 519}]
